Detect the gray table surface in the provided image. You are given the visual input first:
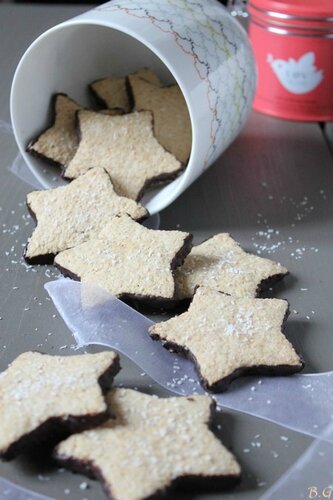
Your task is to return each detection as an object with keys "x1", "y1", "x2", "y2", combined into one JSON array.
[
  {"x1": 0, "y1": 4, "x2": 332, "y2": 500},
  {"x1": 325, "y1": 122, "x2": 333, "y2": 150}
]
